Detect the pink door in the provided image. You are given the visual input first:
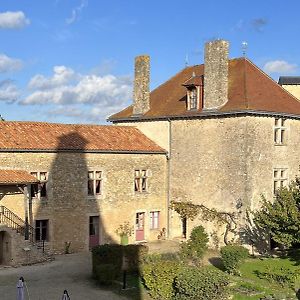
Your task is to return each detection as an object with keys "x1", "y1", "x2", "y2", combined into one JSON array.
[
  {"x1": 136, "y1": 212, "x2": 145, "y2": 241},
  {"x1": 89, "y1": 216, "x2": 99, "y2": 249}
]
